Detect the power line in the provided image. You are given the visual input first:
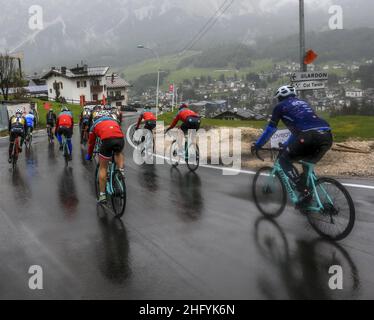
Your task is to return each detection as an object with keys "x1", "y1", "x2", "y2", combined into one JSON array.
[
  {"x1": 180, "y1": 0, "x2": 235, "y2": 55},
  {"x1": 179, "y1": 0, "x2": 230, "y2": 55}
]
